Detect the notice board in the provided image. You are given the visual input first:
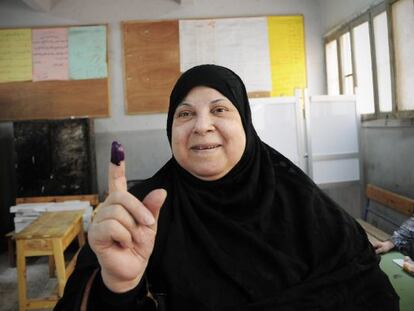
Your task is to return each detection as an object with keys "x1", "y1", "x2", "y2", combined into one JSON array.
[
  {"x1": 0, "y1": 25, "x2": 110, "y2": 121},
  {"x1": 123, "y1": 16, "x2": 307, "y2": 114}
]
